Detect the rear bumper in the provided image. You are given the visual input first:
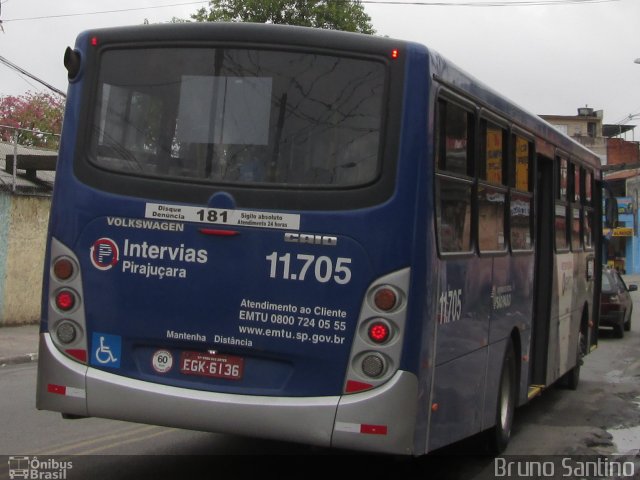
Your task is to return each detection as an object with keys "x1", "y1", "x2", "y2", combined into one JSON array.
[
  {"x1": 36, "y1": 333, "x2": 418, "y2": 454},
  {"x1": 599, "y1": 310, "x2": 623, "y2": 327}
]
